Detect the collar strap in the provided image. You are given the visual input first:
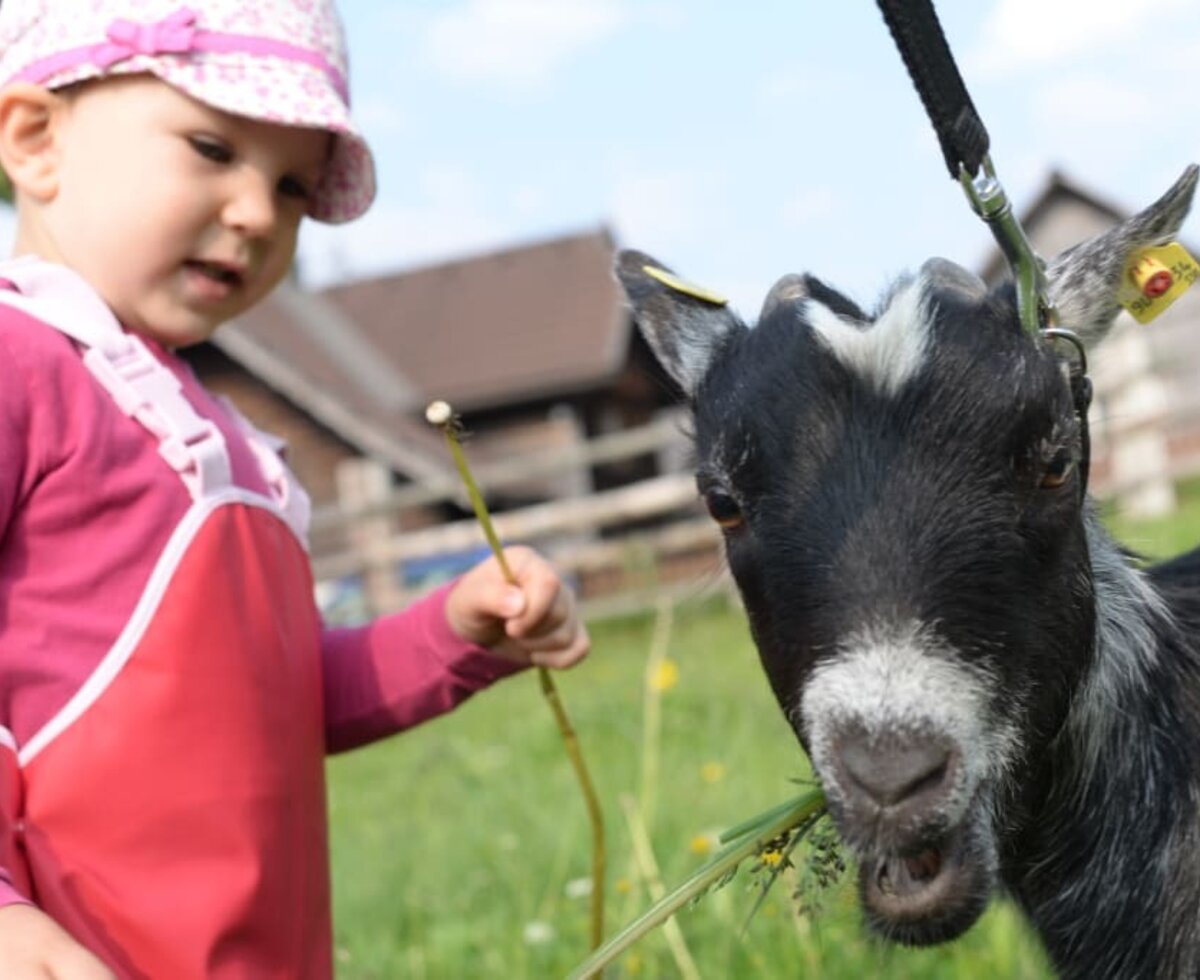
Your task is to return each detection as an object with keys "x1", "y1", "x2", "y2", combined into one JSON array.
[{"x1": 1044, "y1": 328, "x2": 1093, "y2": 501}]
